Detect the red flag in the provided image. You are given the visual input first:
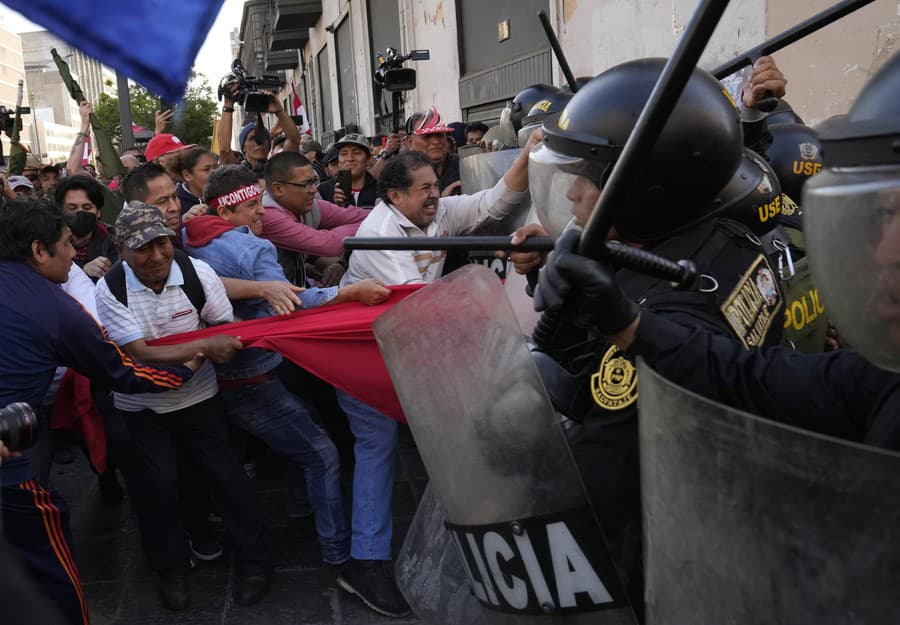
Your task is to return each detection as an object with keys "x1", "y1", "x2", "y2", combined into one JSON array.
[
  {"x1": 148, "y1": 285, "x2": 423, "y2": 422},
  {"x1": 82, "y1": 133, "x2": 91, "y2": 166},
  {"x1": 291, "y1": 81, "x2": 312, "y2": 136}
]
